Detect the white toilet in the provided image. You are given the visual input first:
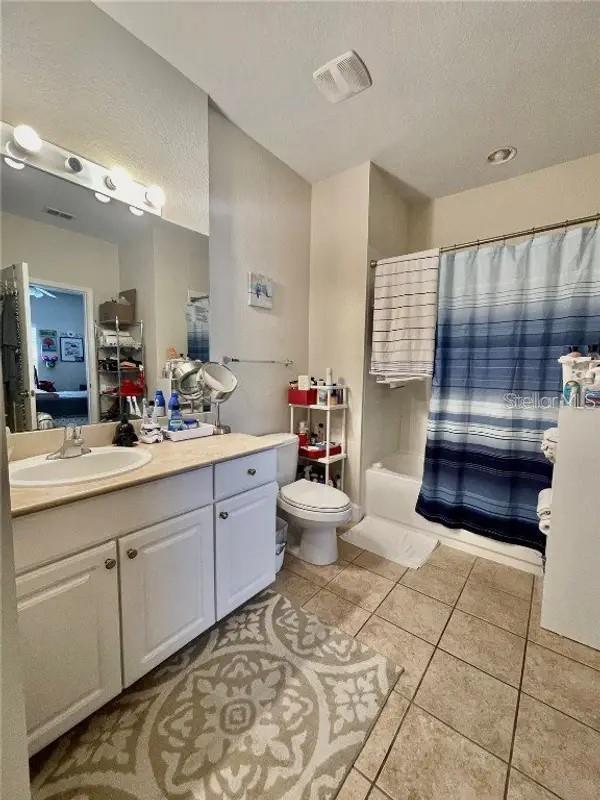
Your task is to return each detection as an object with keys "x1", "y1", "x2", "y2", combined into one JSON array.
[{"x1": 261, "y1": 433, "x2": 352, "y2": 565}]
